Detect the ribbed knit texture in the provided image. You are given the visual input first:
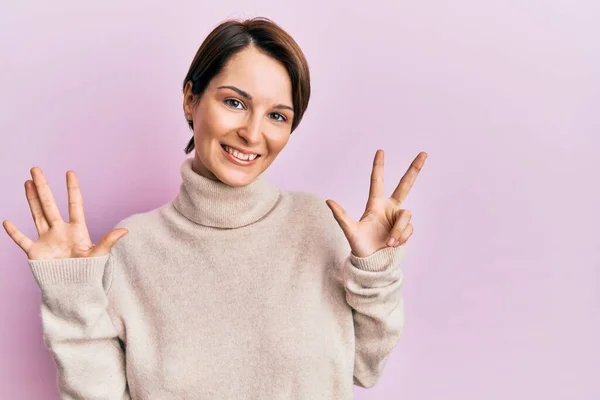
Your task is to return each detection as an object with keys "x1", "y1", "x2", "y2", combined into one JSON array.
[{"x1": 28, "y1": 157, "x2": 406, "y2": 399}]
